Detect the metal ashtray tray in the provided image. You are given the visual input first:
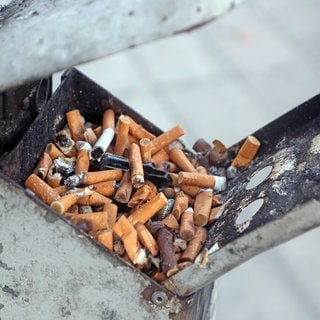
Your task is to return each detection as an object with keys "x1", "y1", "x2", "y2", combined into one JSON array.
[{"x1": 1, "y1": 68, "x2": 320, "y2": 320}]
